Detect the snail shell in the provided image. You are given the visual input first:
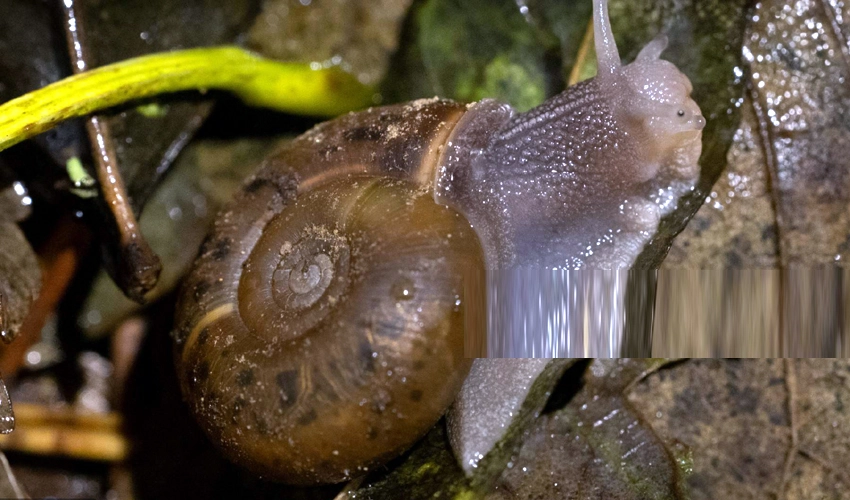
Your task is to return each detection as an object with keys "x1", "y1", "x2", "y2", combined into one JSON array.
[
  {"x1": 174, "y1": 0, "x2": 706, "y2": 485},
  {"x1": 173, "y1": 99, "x2": 485, "y2": 484}
]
